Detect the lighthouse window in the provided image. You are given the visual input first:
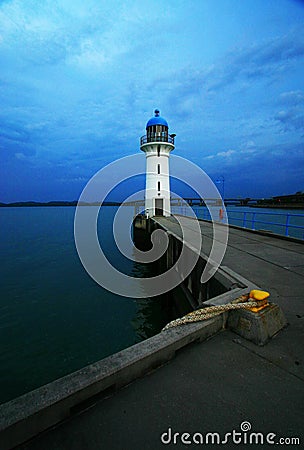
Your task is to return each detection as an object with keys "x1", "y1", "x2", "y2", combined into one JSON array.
[
  {"x1": 157, "y1": 145, "x2": 160, "y2": 157},
  {"x1": 157, "y1": 164, "x2": 160, "y2": 174},
  {"x1": 158, "y1": 181, "x2": 161, "y2": 191}
]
